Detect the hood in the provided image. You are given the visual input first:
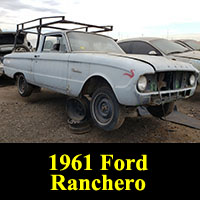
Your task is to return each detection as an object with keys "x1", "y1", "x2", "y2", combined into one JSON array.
[
  {"x1": 173, "y1": 50, "x2": 200, "y2": 60},
  {"x1": 108, "y1": 53, "x2": 195, "y2": 72},
  {"x1": 69, "y1": 51, "x2": 197, "y2": 73}
]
